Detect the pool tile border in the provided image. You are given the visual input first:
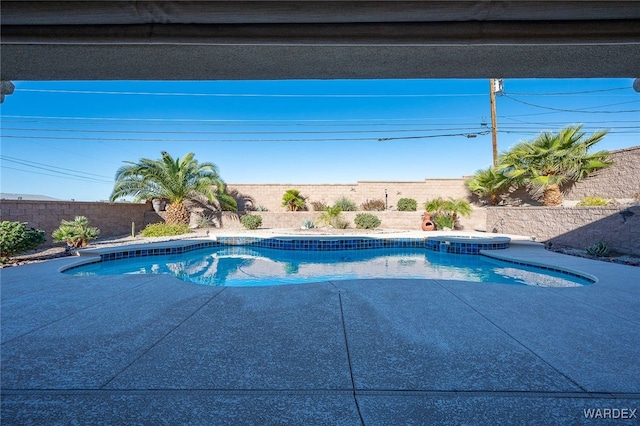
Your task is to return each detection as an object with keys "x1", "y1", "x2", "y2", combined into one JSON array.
[{"x1": 96, "y1": 236, "x2": 508, "y2": 262}]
